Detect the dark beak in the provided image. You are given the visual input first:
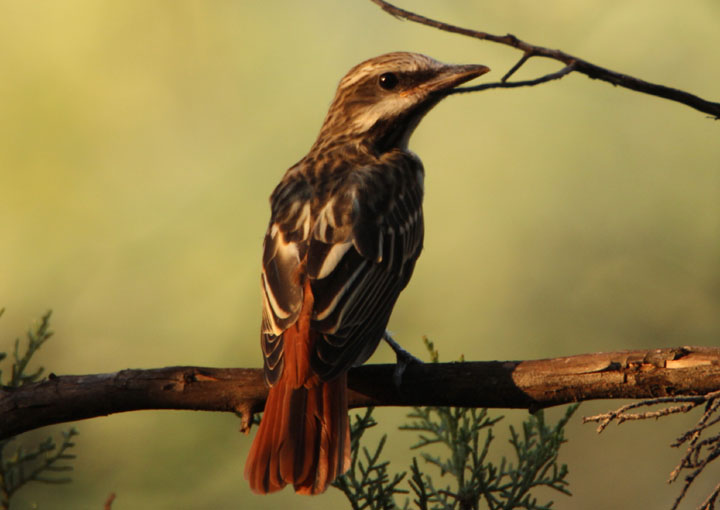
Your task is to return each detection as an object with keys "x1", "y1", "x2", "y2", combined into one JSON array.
[{"x1": 424, "y1": 64, "x2": 490, "y2": 95}]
